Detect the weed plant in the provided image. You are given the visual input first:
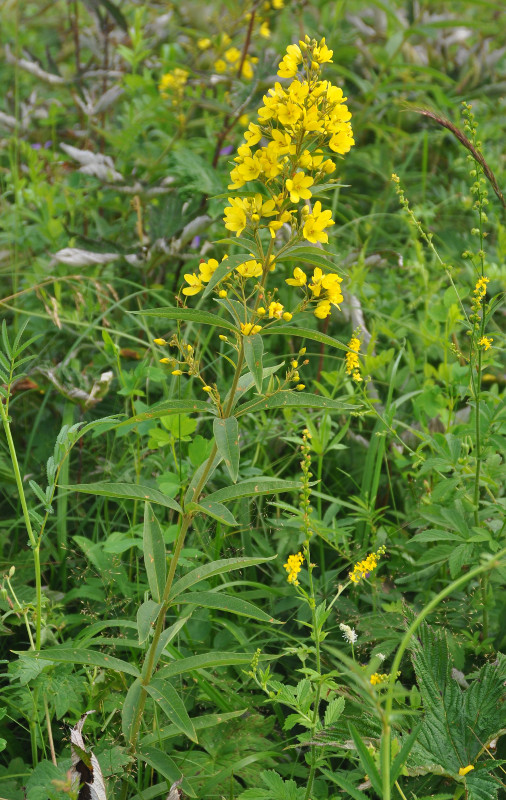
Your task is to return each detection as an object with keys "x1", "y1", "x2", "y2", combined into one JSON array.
[{"x1": 0, "y1": 2, "x2": 505, "y2": 800}]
